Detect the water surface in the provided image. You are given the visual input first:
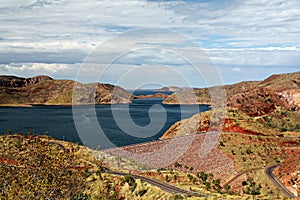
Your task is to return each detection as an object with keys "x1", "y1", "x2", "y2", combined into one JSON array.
[{"x1": 0, "y1": 92, "x2": 210, "y2": 149}]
